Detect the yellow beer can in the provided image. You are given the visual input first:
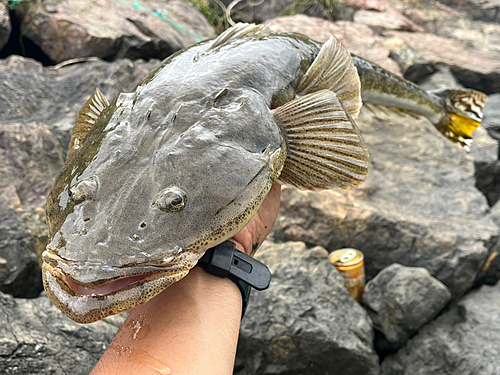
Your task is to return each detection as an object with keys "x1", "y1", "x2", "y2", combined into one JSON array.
[{"x1": 328, "y1": 248, "x2": 365, "y2": 302}]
